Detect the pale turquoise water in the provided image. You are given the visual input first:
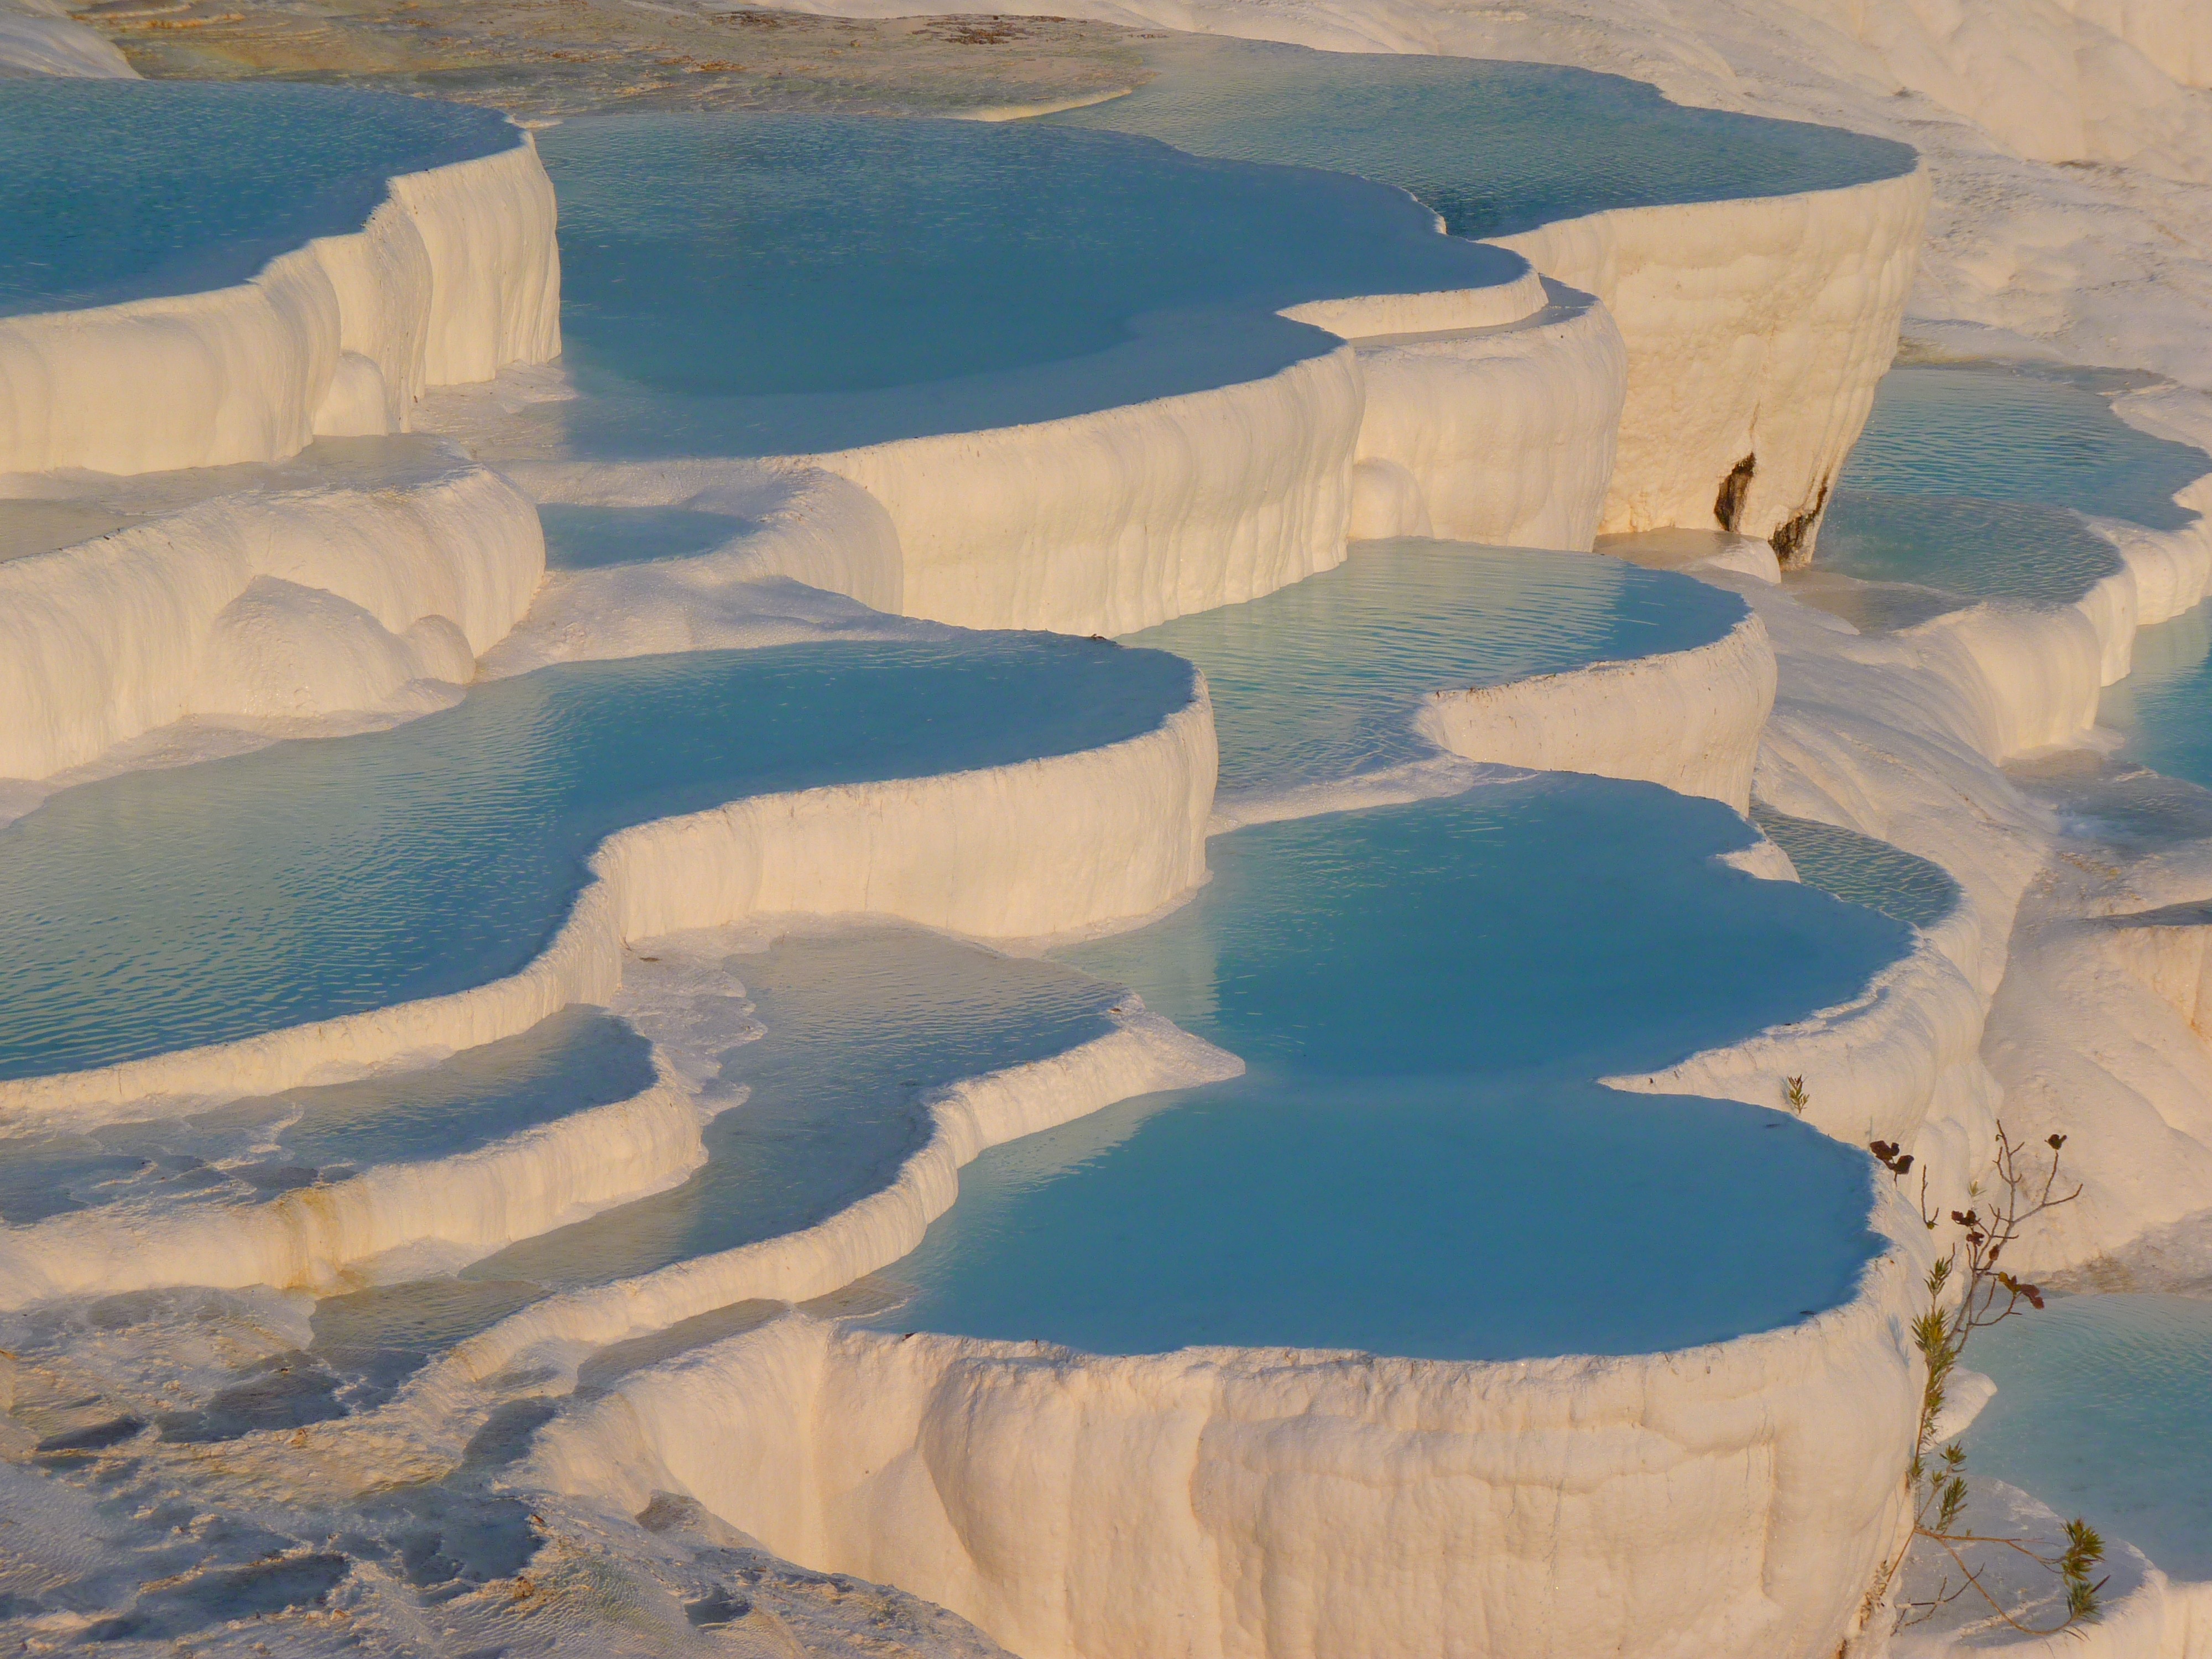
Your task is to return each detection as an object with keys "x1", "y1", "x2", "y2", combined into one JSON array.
[
  {"x1": 1752, "y1": 807, "x2": 1960, "y2": 931},
  {"x1": 0, "y1": 639, "x2": 1191, "y2": 1083},
  {"x1": 859, "y1": 782, "x2": 1905, "y2": 1359},
  {"x1": 539, "y1": 111, "x2": 1524, "y2": 456},
  {"x1": 2100, "y1": 604, "x2": 2212, "y2": 790},
  {"x1": 0, "y1": 1008, "x2": 653, "y2": 1225},
  {"x1": 1120, "y1": 539, "x2": 1746, "y2": 797},
  {"x1": 1969, "y1": 1294, "x2": 2212, "y2": 1579},
  {"x1": 0, "y1": 82, "x2": 519, "y2": 317},
  {"x1": 1048, "y1": 34, "x2": 1916, "y2": 241},
  {"x1": 1818, "y1": 363, "x2": 2207, "y2": 604}
]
